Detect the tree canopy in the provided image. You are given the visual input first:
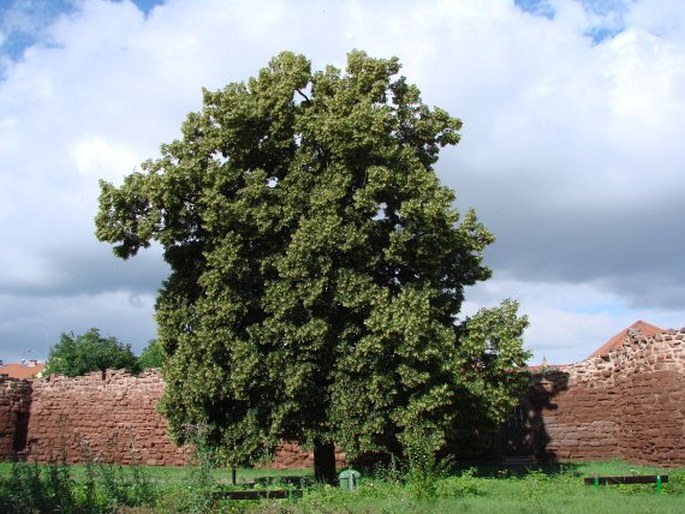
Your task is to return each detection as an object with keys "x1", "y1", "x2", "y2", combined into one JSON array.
[
  {"x1": 137, "y1": 339, "x2": 166, "y2": 370},
  {"x1": 95, "y1": 50, "x2": 530, "y2": 481},
  {"x1": 43, "y1": 328, "x2": 139, "y2": 377}
]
